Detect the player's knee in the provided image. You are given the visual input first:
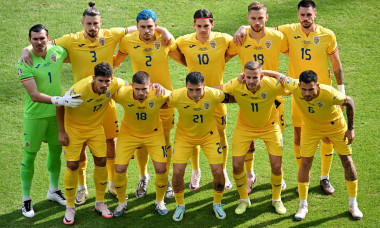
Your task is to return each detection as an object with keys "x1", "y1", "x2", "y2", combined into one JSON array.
[
  {"x1": 270, "y1": 164, "x2": 282, "y2": 176},
  {"x1": 233, "y1": 163, "x2": 244, "y2": 174},
  {"x1": 94, "y1": 156, "x2": 107, "y2": 167},
  {"x1": 115, "y1": 164, "x2": 127, "y2": 173},
  {"x1": 211, "y1": 167, "x2": 223, "y2": 180},
  {"x1": 155, "y1": 166, "x2": 166, "y2": 175},
  {"x1": 67, "y1": 161, "x2": 79, "y2": 171},
  {"x1": 22, "y1": 151, "x2": 37, "y2": 168}
]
